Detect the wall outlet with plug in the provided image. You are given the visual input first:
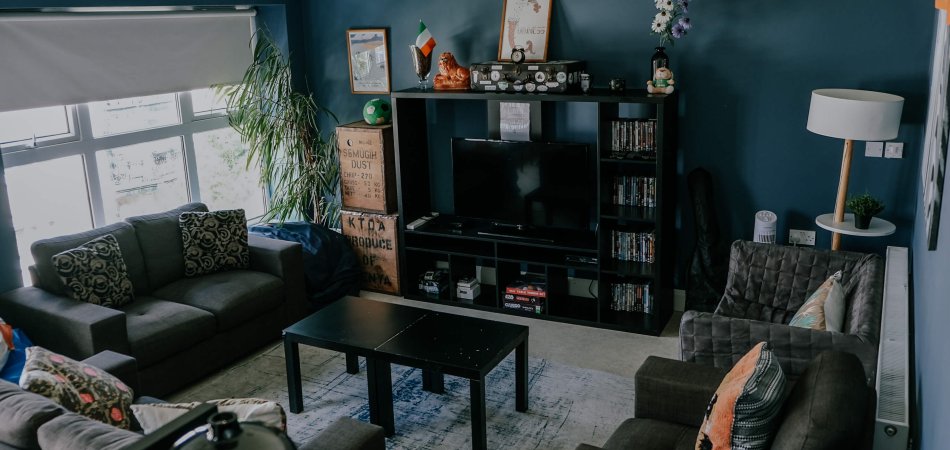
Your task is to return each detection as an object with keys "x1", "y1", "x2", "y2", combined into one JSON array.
[{"x1": 789, "y1": 229, "x2": 816, "y2": 246}]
